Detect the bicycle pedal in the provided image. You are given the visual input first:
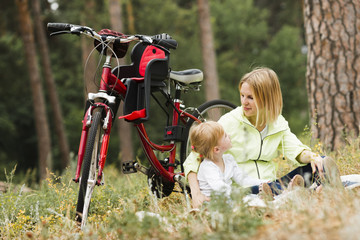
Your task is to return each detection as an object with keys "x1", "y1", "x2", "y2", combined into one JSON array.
[
  {"x1": 122, "y1": 161, "x2": 138, "y2": 174},
  {"x1": 100, "y1": 172, "x2": 105, "y2": 185}
]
